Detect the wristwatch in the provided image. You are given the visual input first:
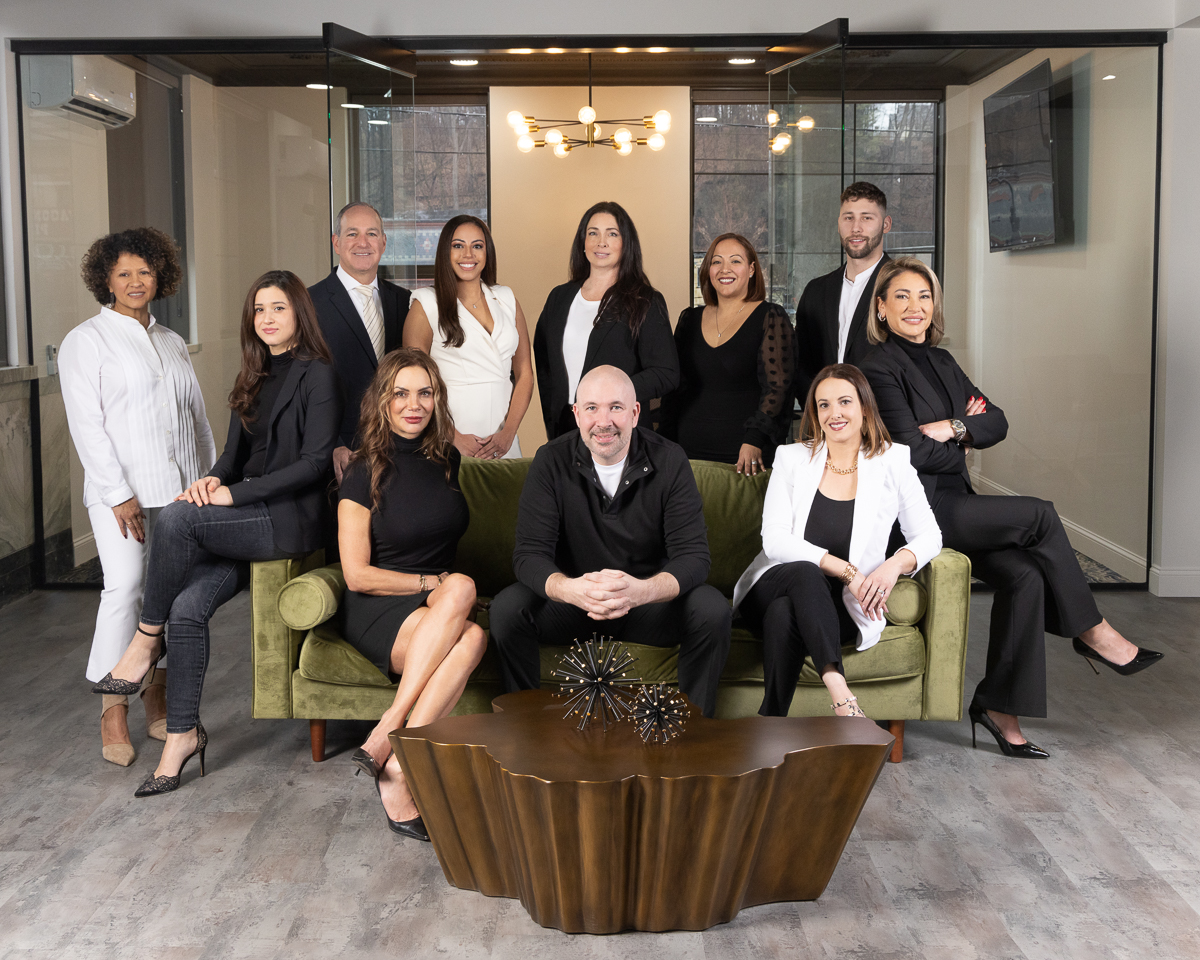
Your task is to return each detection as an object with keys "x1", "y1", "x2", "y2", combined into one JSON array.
[{"x1": 950, "y1": 419, "x2": 968, "y2": 444}]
